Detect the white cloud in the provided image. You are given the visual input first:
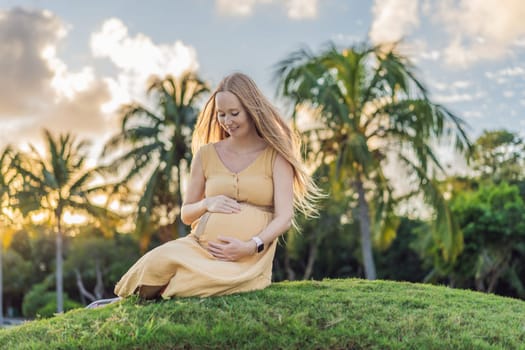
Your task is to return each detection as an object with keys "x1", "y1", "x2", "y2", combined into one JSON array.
[
  {"x1": 514, "y1": 37, "x2": 525, "y2": 47},
  {"x1": 434, "y1": 0, "x2": 525, "y2": 66},
  {"x1": 484, "y1": 66, "x2": 525, "y2": 85},
  {"x1": 462, "y1": 110, "x2": 483, "y2": 119},
  {"x1": 371, "y1": 0, "x2": 525, "y2": 66},
  {"x1": 434, "y1": 91, "x2": 486, "y2": 103},
  {"x1": 451, "y1": 80, "x2": 471, "y2": 89},
  {"x1": 369, "y1": 0, "x2": 419, "y2": 45},
  {"x1": 429, "y1": 80, "x2": 471, "y2": 92},
  {"x1": 419, "y1": 50, "x2": 441, "y2": 61},
  {"x1": 332, "y1": 33, "x2": 361, "y2": 45},
  {"x1": 216, "y1": 0, "x2": 260, "y2": 16},
  {"x1": 44, "y1": 46, "x2": 96, "y2": 101},
  {"x1": 91, "y1": 18, "x2": 198, "y2": 78},
  {"x1": 486, "y1": 67, "x2": 525, "y2": 79},
  {"x1": 90, "y1": 18, "x2": 199, "y2": 113},
  {"x1": 431, "y1": 81, "x2": 448, "y2": 91},
  {"x1": 392, "y1": 38, "x2": 436, "y2": 63},
  {"x1": 216, "y1": 0, "x2": 318, "y2": 19},
  {"x1": 0, "y1": 7, "x2": 61, "y2": 115},
  {"x1": 0, "y1": 8, "x2": 111, "y2": 147},
  {"x1": 286, "y1": 0, "x2": 318, "y2": 19}
]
